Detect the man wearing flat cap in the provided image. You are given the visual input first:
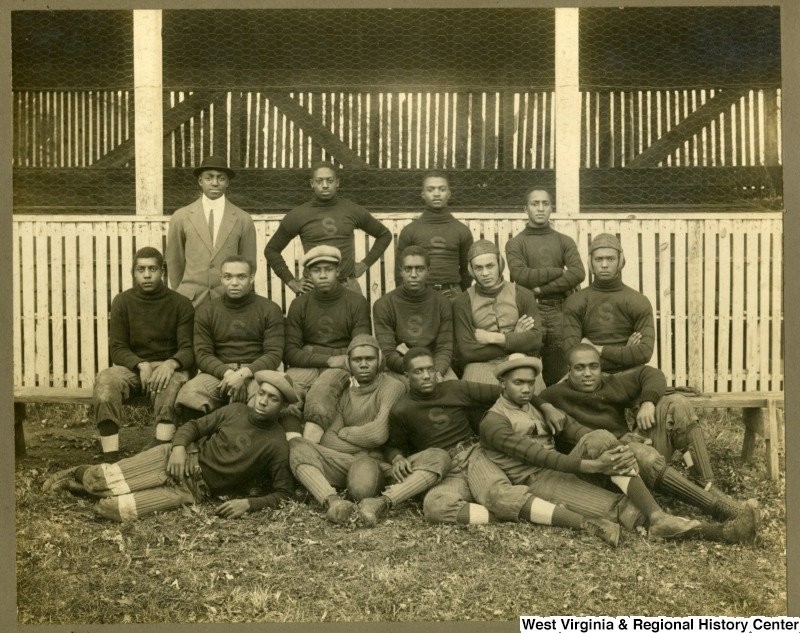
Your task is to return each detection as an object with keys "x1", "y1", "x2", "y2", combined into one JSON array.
[
  {"x1": 167, "y1": 155, "x2": 257, "y2": 308},
  {"x1": 265, "y1": 161, "x2": 392, "y2": 296},
  {"x1": 284, "y1": 245, "x2": 372, "y2": 440},
  {"x1": 561, "y1": 232, "x2": 654, "y2": 373},
  {"x1": 474, "y1": 354, "x2": 757, "y2": 544},
  {"x1": 452, "y1": 239, "x2": 543, "y2": 384},
  {"x1": 44, "y1": 371, "x2": 299, "y2": 522}
]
